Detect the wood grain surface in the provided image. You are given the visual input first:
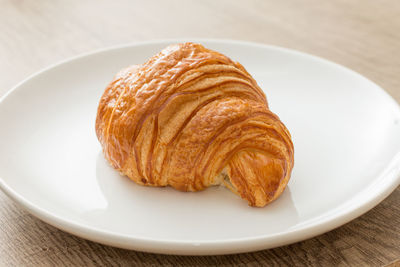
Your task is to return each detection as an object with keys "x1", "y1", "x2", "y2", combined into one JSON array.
[{"x1": 1, "y1": 0, "x2": 399, "y2": 266}]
